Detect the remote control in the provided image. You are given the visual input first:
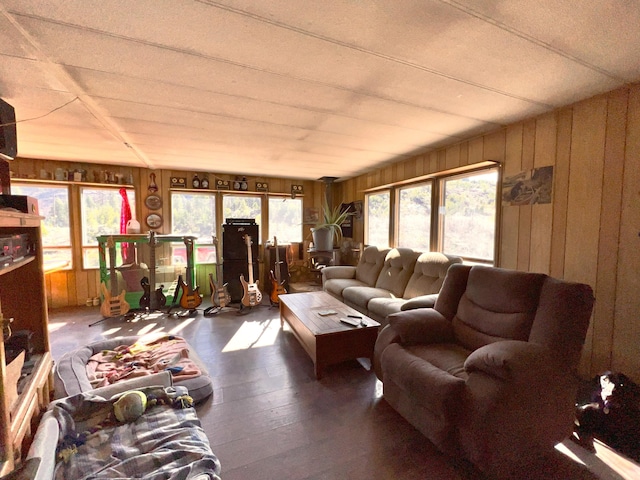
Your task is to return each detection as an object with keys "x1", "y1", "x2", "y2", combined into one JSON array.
[{"x1": 340, "y1": 317, "x2": 360, "y2": 327}]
